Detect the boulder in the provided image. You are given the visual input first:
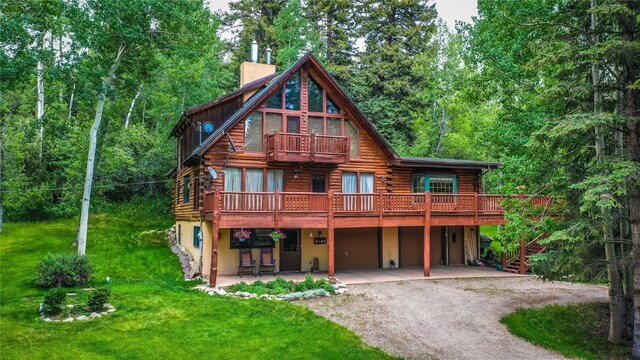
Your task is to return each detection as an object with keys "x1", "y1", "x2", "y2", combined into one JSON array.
[
  {"x1": 76, "y1": 315, "x2": 88, "y2": 321},
  {"x1": 107, "y1": 308, "x2": 116, "y2": 313},
  {"x1": 100, "y1": 312, "x2": 108, "y2": 316},
  {"x1": 44, "y1": 318, "x2": 53, "y2": 322},
  {"x1": 89, "y1": 312, "x2": 101, "y2": 319},
  {"x1": 63, "y1": 317, "x2": 74, "y2": 322}
]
